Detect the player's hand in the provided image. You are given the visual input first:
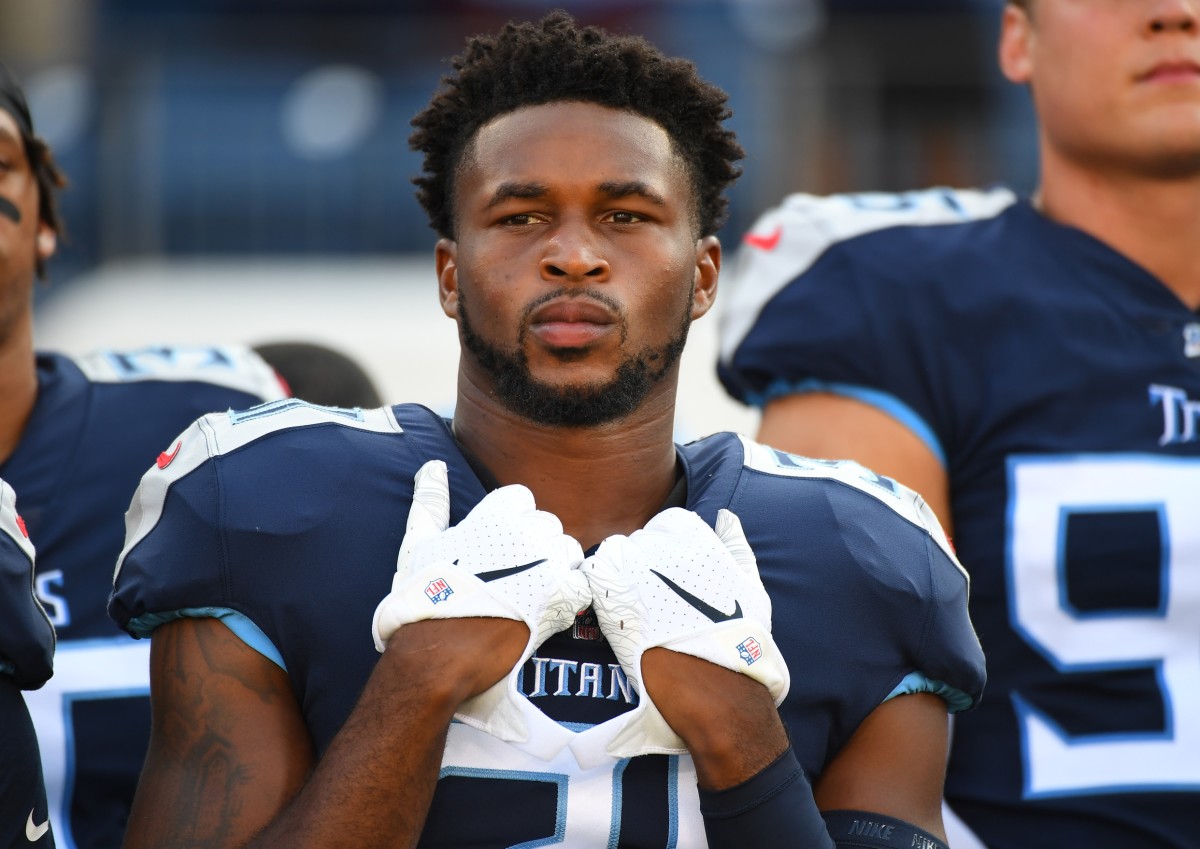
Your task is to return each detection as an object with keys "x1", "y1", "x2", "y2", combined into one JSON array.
[
  {"x1": 580, "y1": 508, "x2": 789, "y2": 760},
  {"x1": 371, "y1": 460, "x2": 591, "y2": 755}
]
